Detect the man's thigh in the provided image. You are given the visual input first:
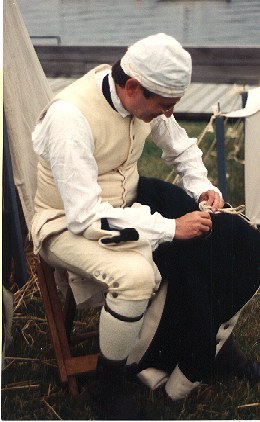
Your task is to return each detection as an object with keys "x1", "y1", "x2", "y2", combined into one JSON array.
[
  {"x1": 40, "y1": 230, "x2": 157, "y2": 301},
  {"x1": 137, "y1": 177, "x2": 198, "y2": 218}
]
